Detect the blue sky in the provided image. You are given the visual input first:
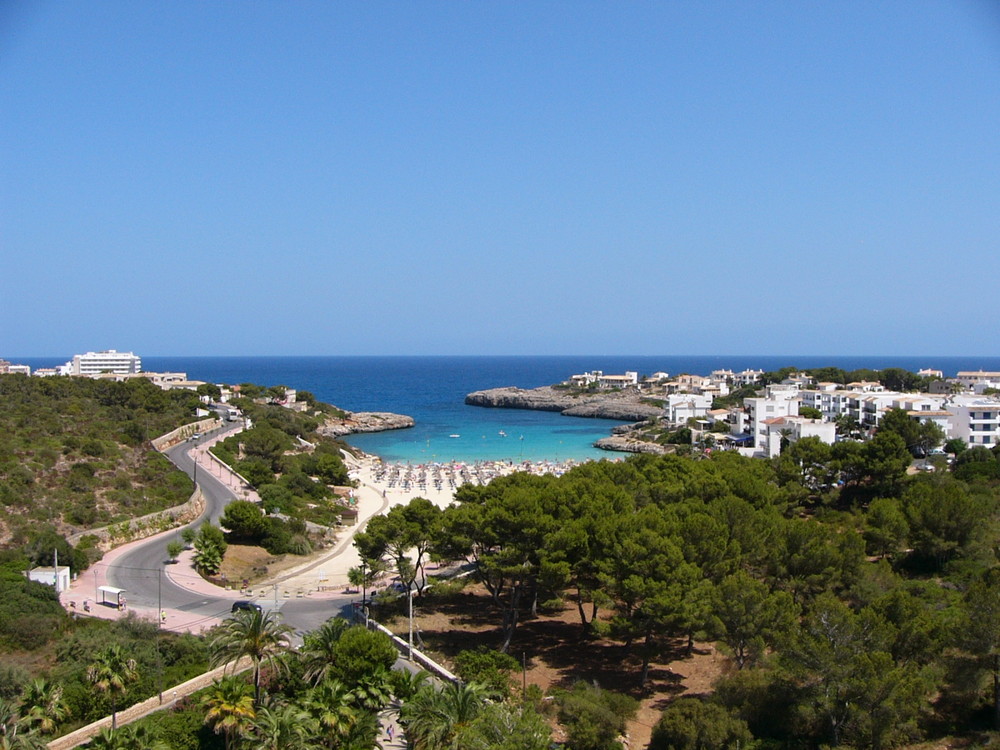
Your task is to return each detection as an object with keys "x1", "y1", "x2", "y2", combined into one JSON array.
[{"x1": 2, "y1": 2, "x2": 998, "y2": 357}]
